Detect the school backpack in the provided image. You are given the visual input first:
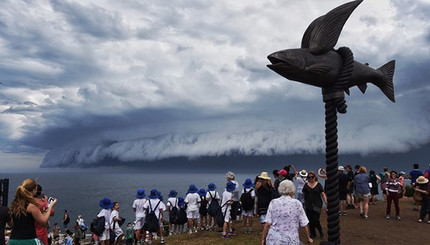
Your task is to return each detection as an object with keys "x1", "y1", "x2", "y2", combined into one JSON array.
[
  {"x1": 168, "y1": 199, "x2": 180, "y2": 224},
  {"x1": 199, "y1": 196, "x2": 208, "y2": 216},
  {"x1": 240, "y1": 188, "x2": 254, "y2": 212},
  {"x1": 207, "y1": 192, "x2": 220, "y2": 217},
  {"x1": 215, "y1": 202, "x2": 228, "y2": 228},
  {"x1": 89, "y1": 216, "x2": 105, "y2": 236},
  {"x1": 177, "y1": 205, "x2": 187, "y2": 225},
  {"x1": 143, "y1": 200, "x2": 161, "y2": 232}
]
